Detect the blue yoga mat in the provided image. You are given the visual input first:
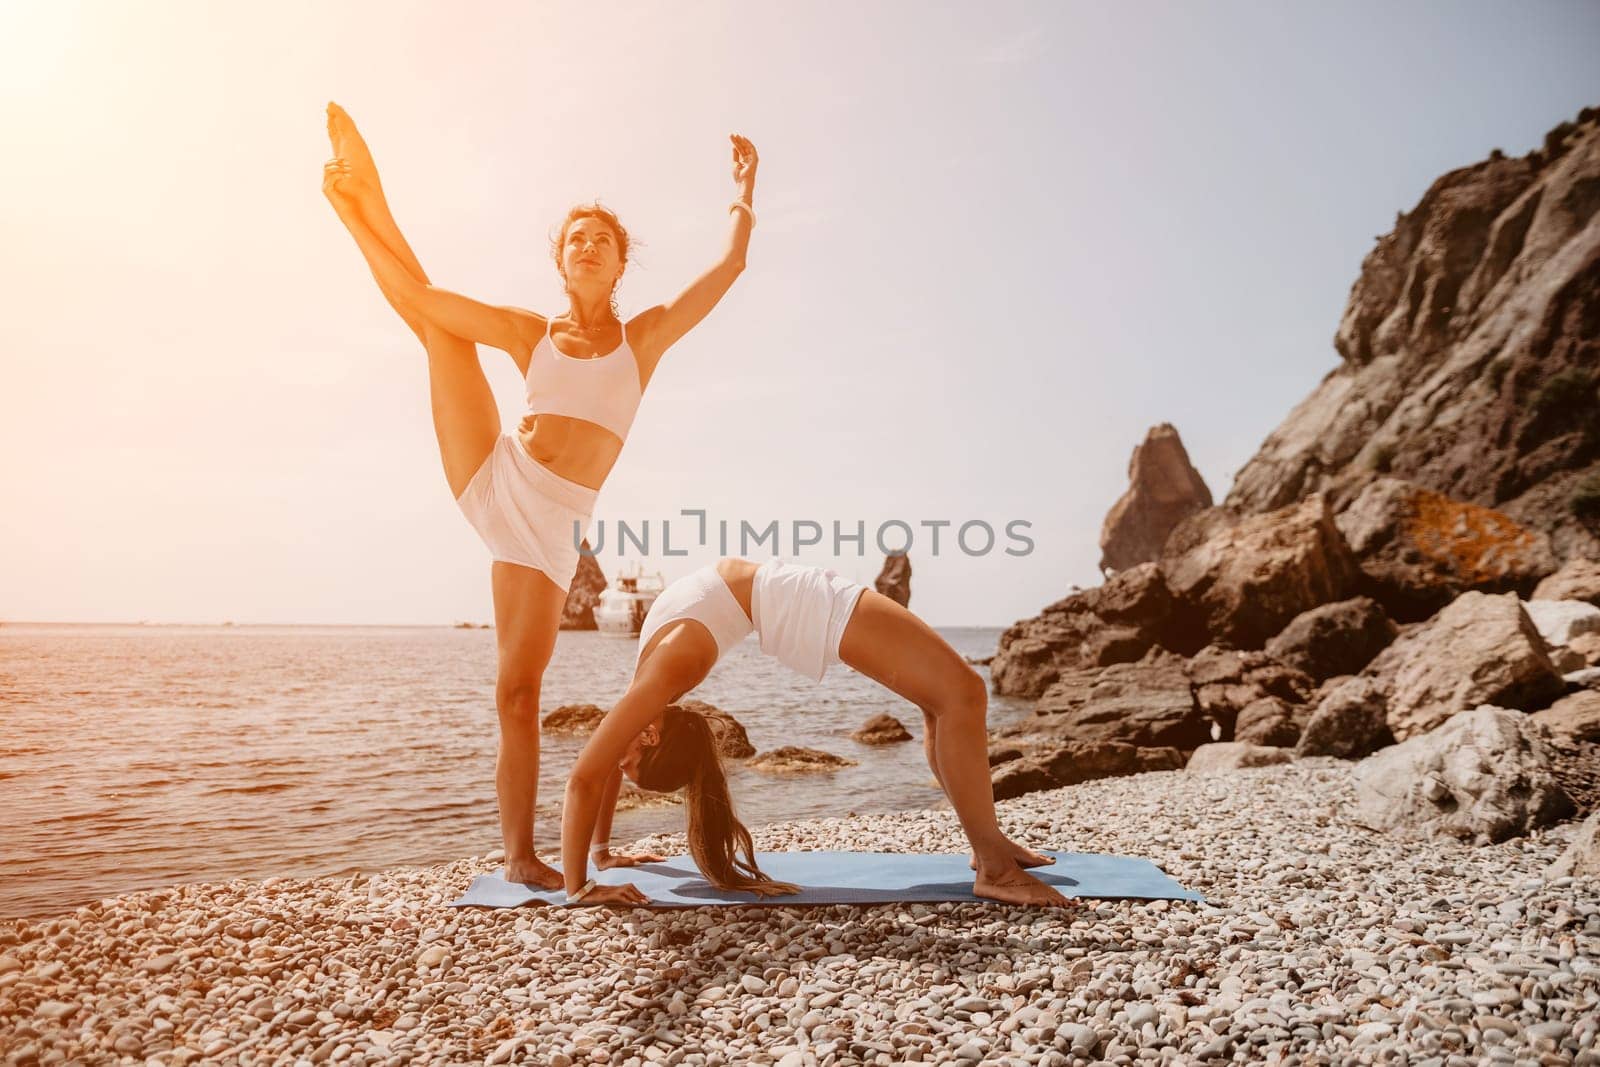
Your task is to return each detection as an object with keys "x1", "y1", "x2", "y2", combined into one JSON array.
[{"x1": 450, "y1": 850, "x2": 1206, "y2": 908}]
